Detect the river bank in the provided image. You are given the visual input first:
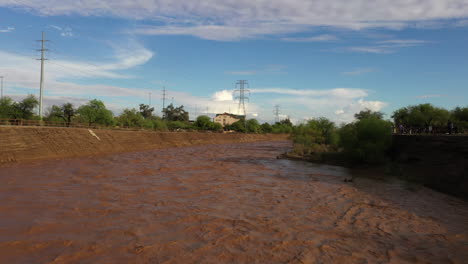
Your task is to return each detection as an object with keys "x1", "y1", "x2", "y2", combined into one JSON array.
[
  {"x1": 0, "y1": 126, "x2": 288, "y2": 165},
  {"x1": 282, "y1": 134, "x2": 468, "y2": 199}
]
